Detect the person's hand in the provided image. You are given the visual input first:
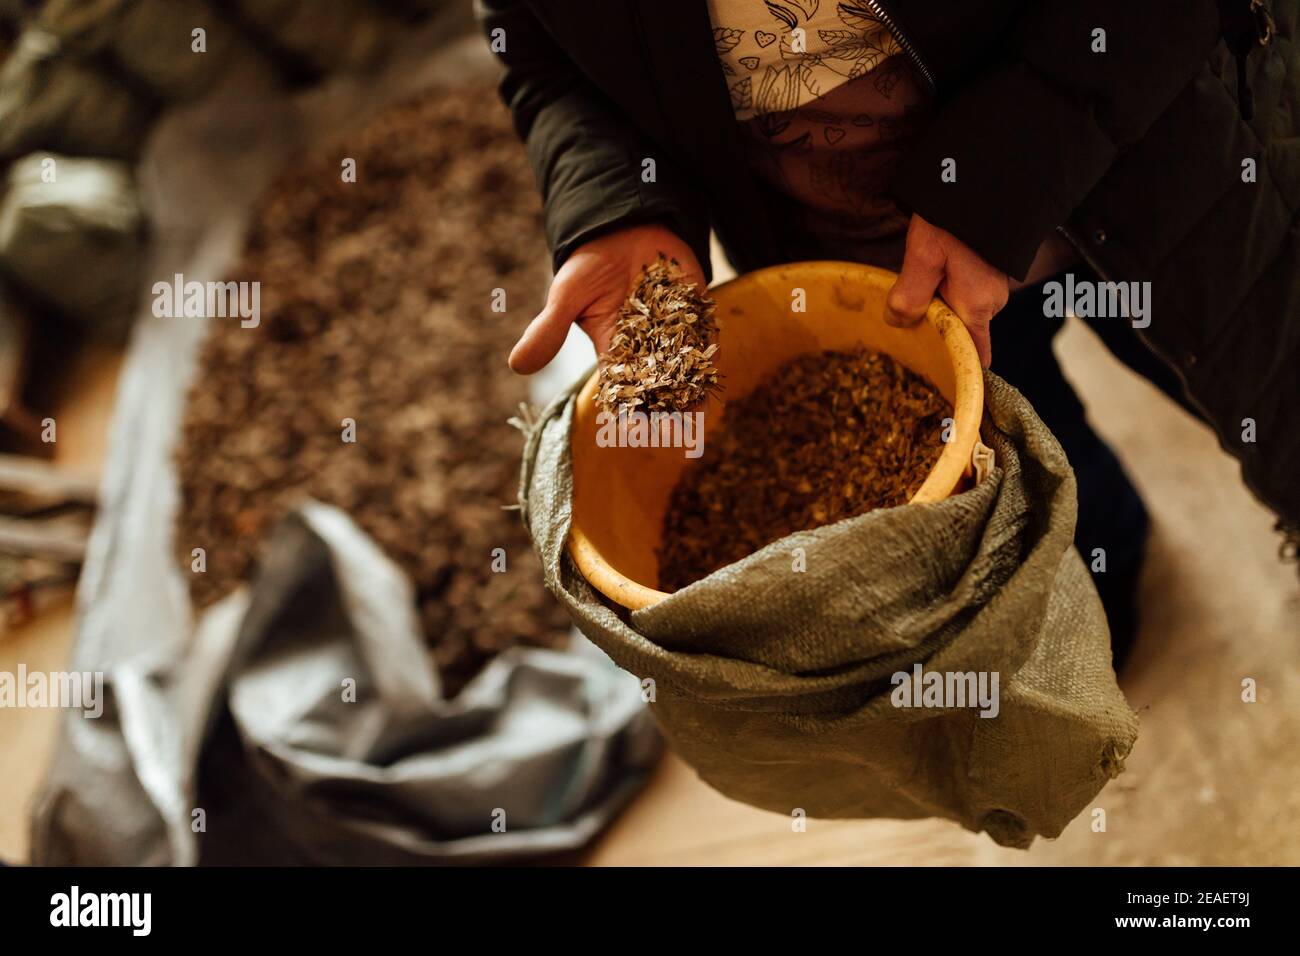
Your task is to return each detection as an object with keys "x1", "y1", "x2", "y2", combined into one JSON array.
[
  {"x1": 508, "y1": 224, "x2": 705, "y2": 373},
  {"x1": 886, "y1": 213, "x2": 1009, "y2": 366}
]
